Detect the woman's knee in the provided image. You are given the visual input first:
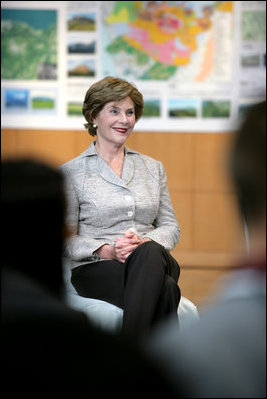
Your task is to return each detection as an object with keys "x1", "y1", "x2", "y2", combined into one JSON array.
[
  {"x1": 140, "y1": 241, "x2": 179, "y2": 277},
  {"x1": 136, "y1": 240, "x2": 164, "y2": 255}
]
